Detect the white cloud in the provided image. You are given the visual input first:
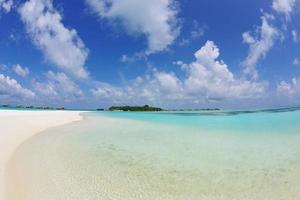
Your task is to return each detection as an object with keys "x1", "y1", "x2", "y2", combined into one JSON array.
[
  {"x1": 292, "y1": 30, "x2": 300, "y2": 43},
  {"x1": 19, "y1": 0, "x2": 89, "y2": 79},
  {"x1": 182, "y1": 41, "x2": 266, "y2": 100},
  {"x1": 293, "y1": 57, "x2": 300, "y2": 65},
  {"x1": 34, "y1": 71, "x2": 84, "y2": 102},
  {"x1": 91, "y1": 70, "x2": 183, "y2": 103},
  {"x1": 155, "y1": 71, "x2": 182, "y2": 93},
  {"x1": 277, "y1": 78, "x2": 300, "y2": 96},
  {"x1": 91, "y1": 83, "x2": 126, "y2": 102},
  {"x1": 242, "y1": 13, "x2": 279, "y2": 80},
  {"x1": 86, "y1": 0, "x2": 180, "y2": 54},
  {"x1": 272, "y1": 0, "x2": 296, "y2": 17},
  {"x1": 242, "y1": 32, "x2": 255, "y2": 44},
  {"x1": 120, "y1": 52, "x2": 145, "y2": 63},
  {"x1": 13, "y1": 64, "x2": 29, "y2": 77},
  {"x1": 173, "y1": 60, "x2": 188, "y2": 70},
  {"x1": 0, "y1": 73, "x2": 35, "y2": 99},
  {"x1": 0, "y1": 0, "x2": 13, "y2": 13},
  {"x1": 92, "y1": 41, "x2": 266, "y2": 105}
]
